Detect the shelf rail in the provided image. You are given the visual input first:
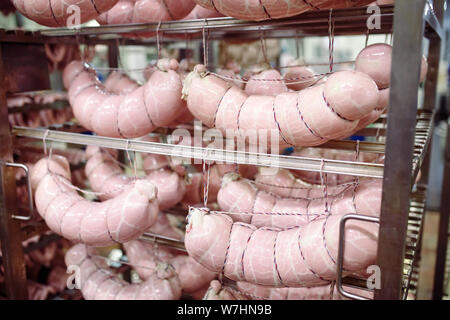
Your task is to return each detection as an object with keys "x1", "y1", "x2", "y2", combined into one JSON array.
[{"x1": 11, "y1": 109, "x2": 433, "y2": 181}]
